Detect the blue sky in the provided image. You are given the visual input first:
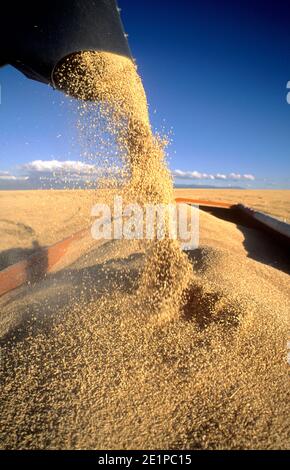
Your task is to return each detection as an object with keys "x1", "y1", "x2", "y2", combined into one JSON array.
[{"x1": 0, "y1": 0, "x2": 290, "y2": 188}]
